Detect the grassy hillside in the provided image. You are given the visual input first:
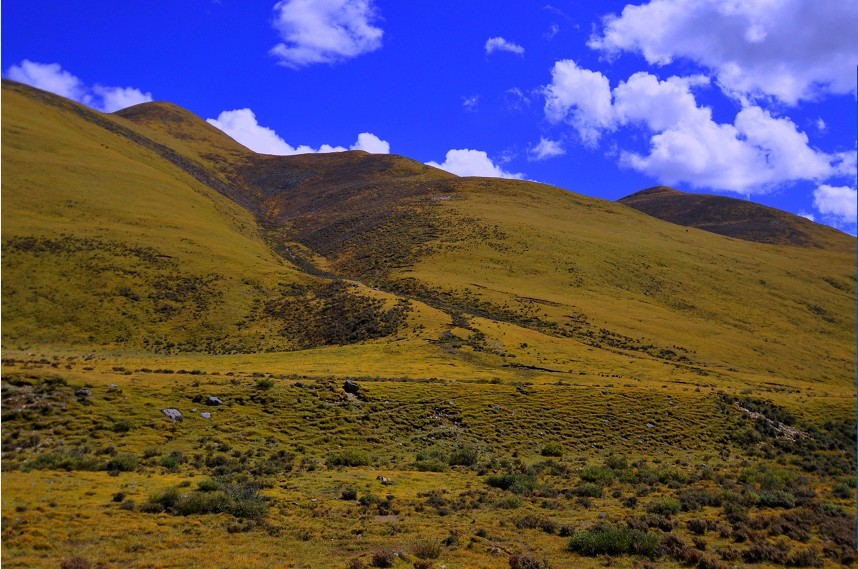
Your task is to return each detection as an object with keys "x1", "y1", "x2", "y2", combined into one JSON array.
[
  {"x1": 2, "y1": 80, "x2": 855, "y2": 568},
  {"x1": 618, "y1": 186, "x2": 849, "y2": 249}
]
